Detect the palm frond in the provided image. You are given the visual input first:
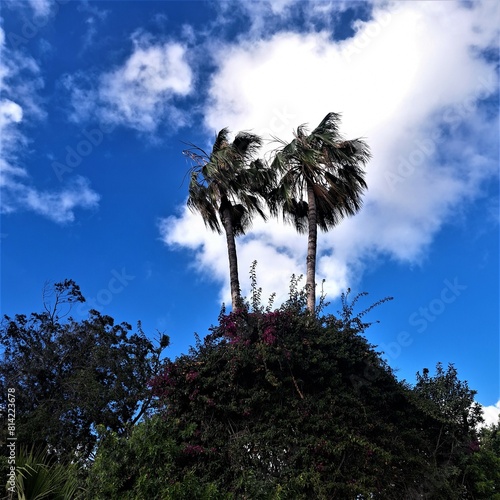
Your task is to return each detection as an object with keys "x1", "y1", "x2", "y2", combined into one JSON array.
[
  {"x1": 270, "y1": 112, "x2": 370, "y2": 232},
  {"x1": 187, "y1": 182, "x2": 222, "y2": 234},
  {"x1": 225, "y1": 203, "x2": 250, "y2": 236},
  {"x1": 232, "y1": 131, "x2": 263, "y2": 158},
  {"x1": 15, "y1": 446, "x2": 84, "y2": 500},
  {"x1": 212, "y1": 128, "x2": 231, "y2": 154},
  {"x1": 310, "y1": 112, "x2": 342, "y2": 138},
  {"x1": 184, "y1": 127, "x2": 271, "y2": 236}
]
